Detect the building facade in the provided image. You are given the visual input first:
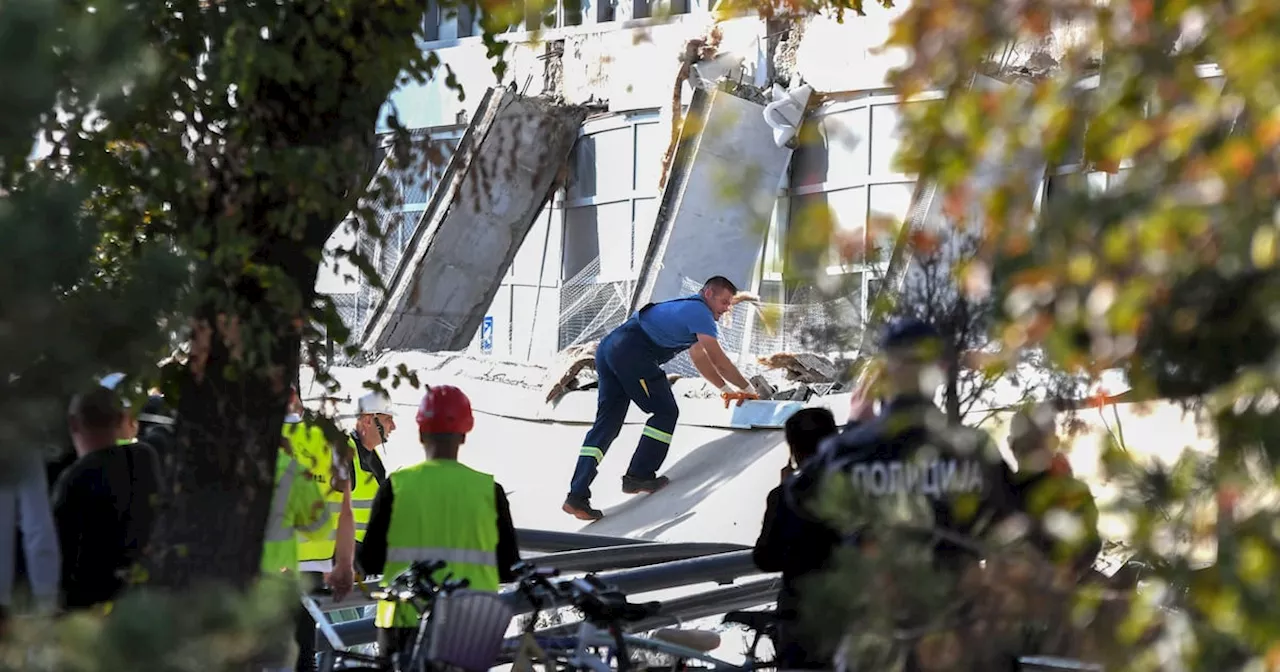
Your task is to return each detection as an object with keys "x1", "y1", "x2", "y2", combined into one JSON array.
[{"x1": 318, "y1": 3, "x2": 1206, "y2": 366}]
